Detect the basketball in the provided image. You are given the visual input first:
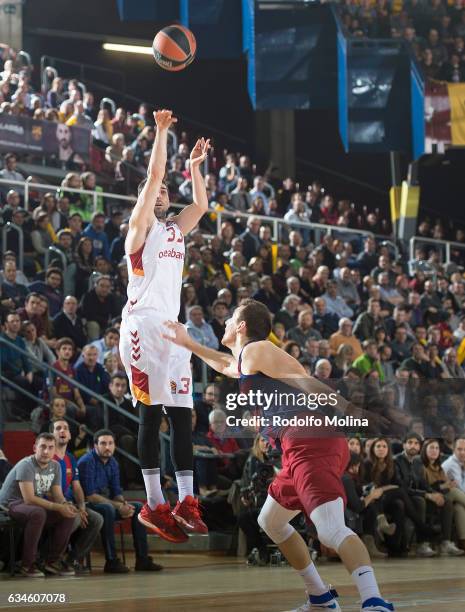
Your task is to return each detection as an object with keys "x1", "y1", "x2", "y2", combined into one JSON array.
[{"x1": 152, "y1": 24, "x2": 197, "y2": 72}]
